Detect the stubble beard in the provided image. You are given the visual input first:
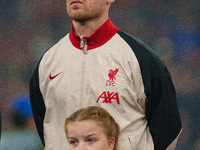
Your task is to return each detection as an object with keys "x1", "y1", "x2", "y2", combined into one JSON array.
[
  {"x1": 67, "y1": 5, "x2": 105, "y2": 22},
  {"x1": 68, "y1": 11, "x2": 90, "y2": 22}
]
